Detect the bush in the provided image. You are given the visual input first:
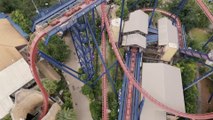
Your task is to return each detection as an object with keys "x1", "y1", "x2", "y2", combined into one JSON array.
[
  {"x1": 116, "y1": 3, "x2": 129, "y2": 20},
  {"x1": 42, "y1": 79, "x2": 58, "y2": 95},
  {"x1": 11, "y1": 10, "x2": 31, "y2": 33},
  {"x1": 2, "y1": 114, "x2": 12, "y2": 120},
  {"x1": 90, "y1": 101, "x2": 102, "y2": 120},
  {"x1": 56, "y1": 108, "x2": 77, "y2": 120},
  {"x1": 108, "y1": 92, "x2": 118, "y2": 120},
  {"x1": 175, "y1": 60, "x2": 198, "y2": 113}
]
